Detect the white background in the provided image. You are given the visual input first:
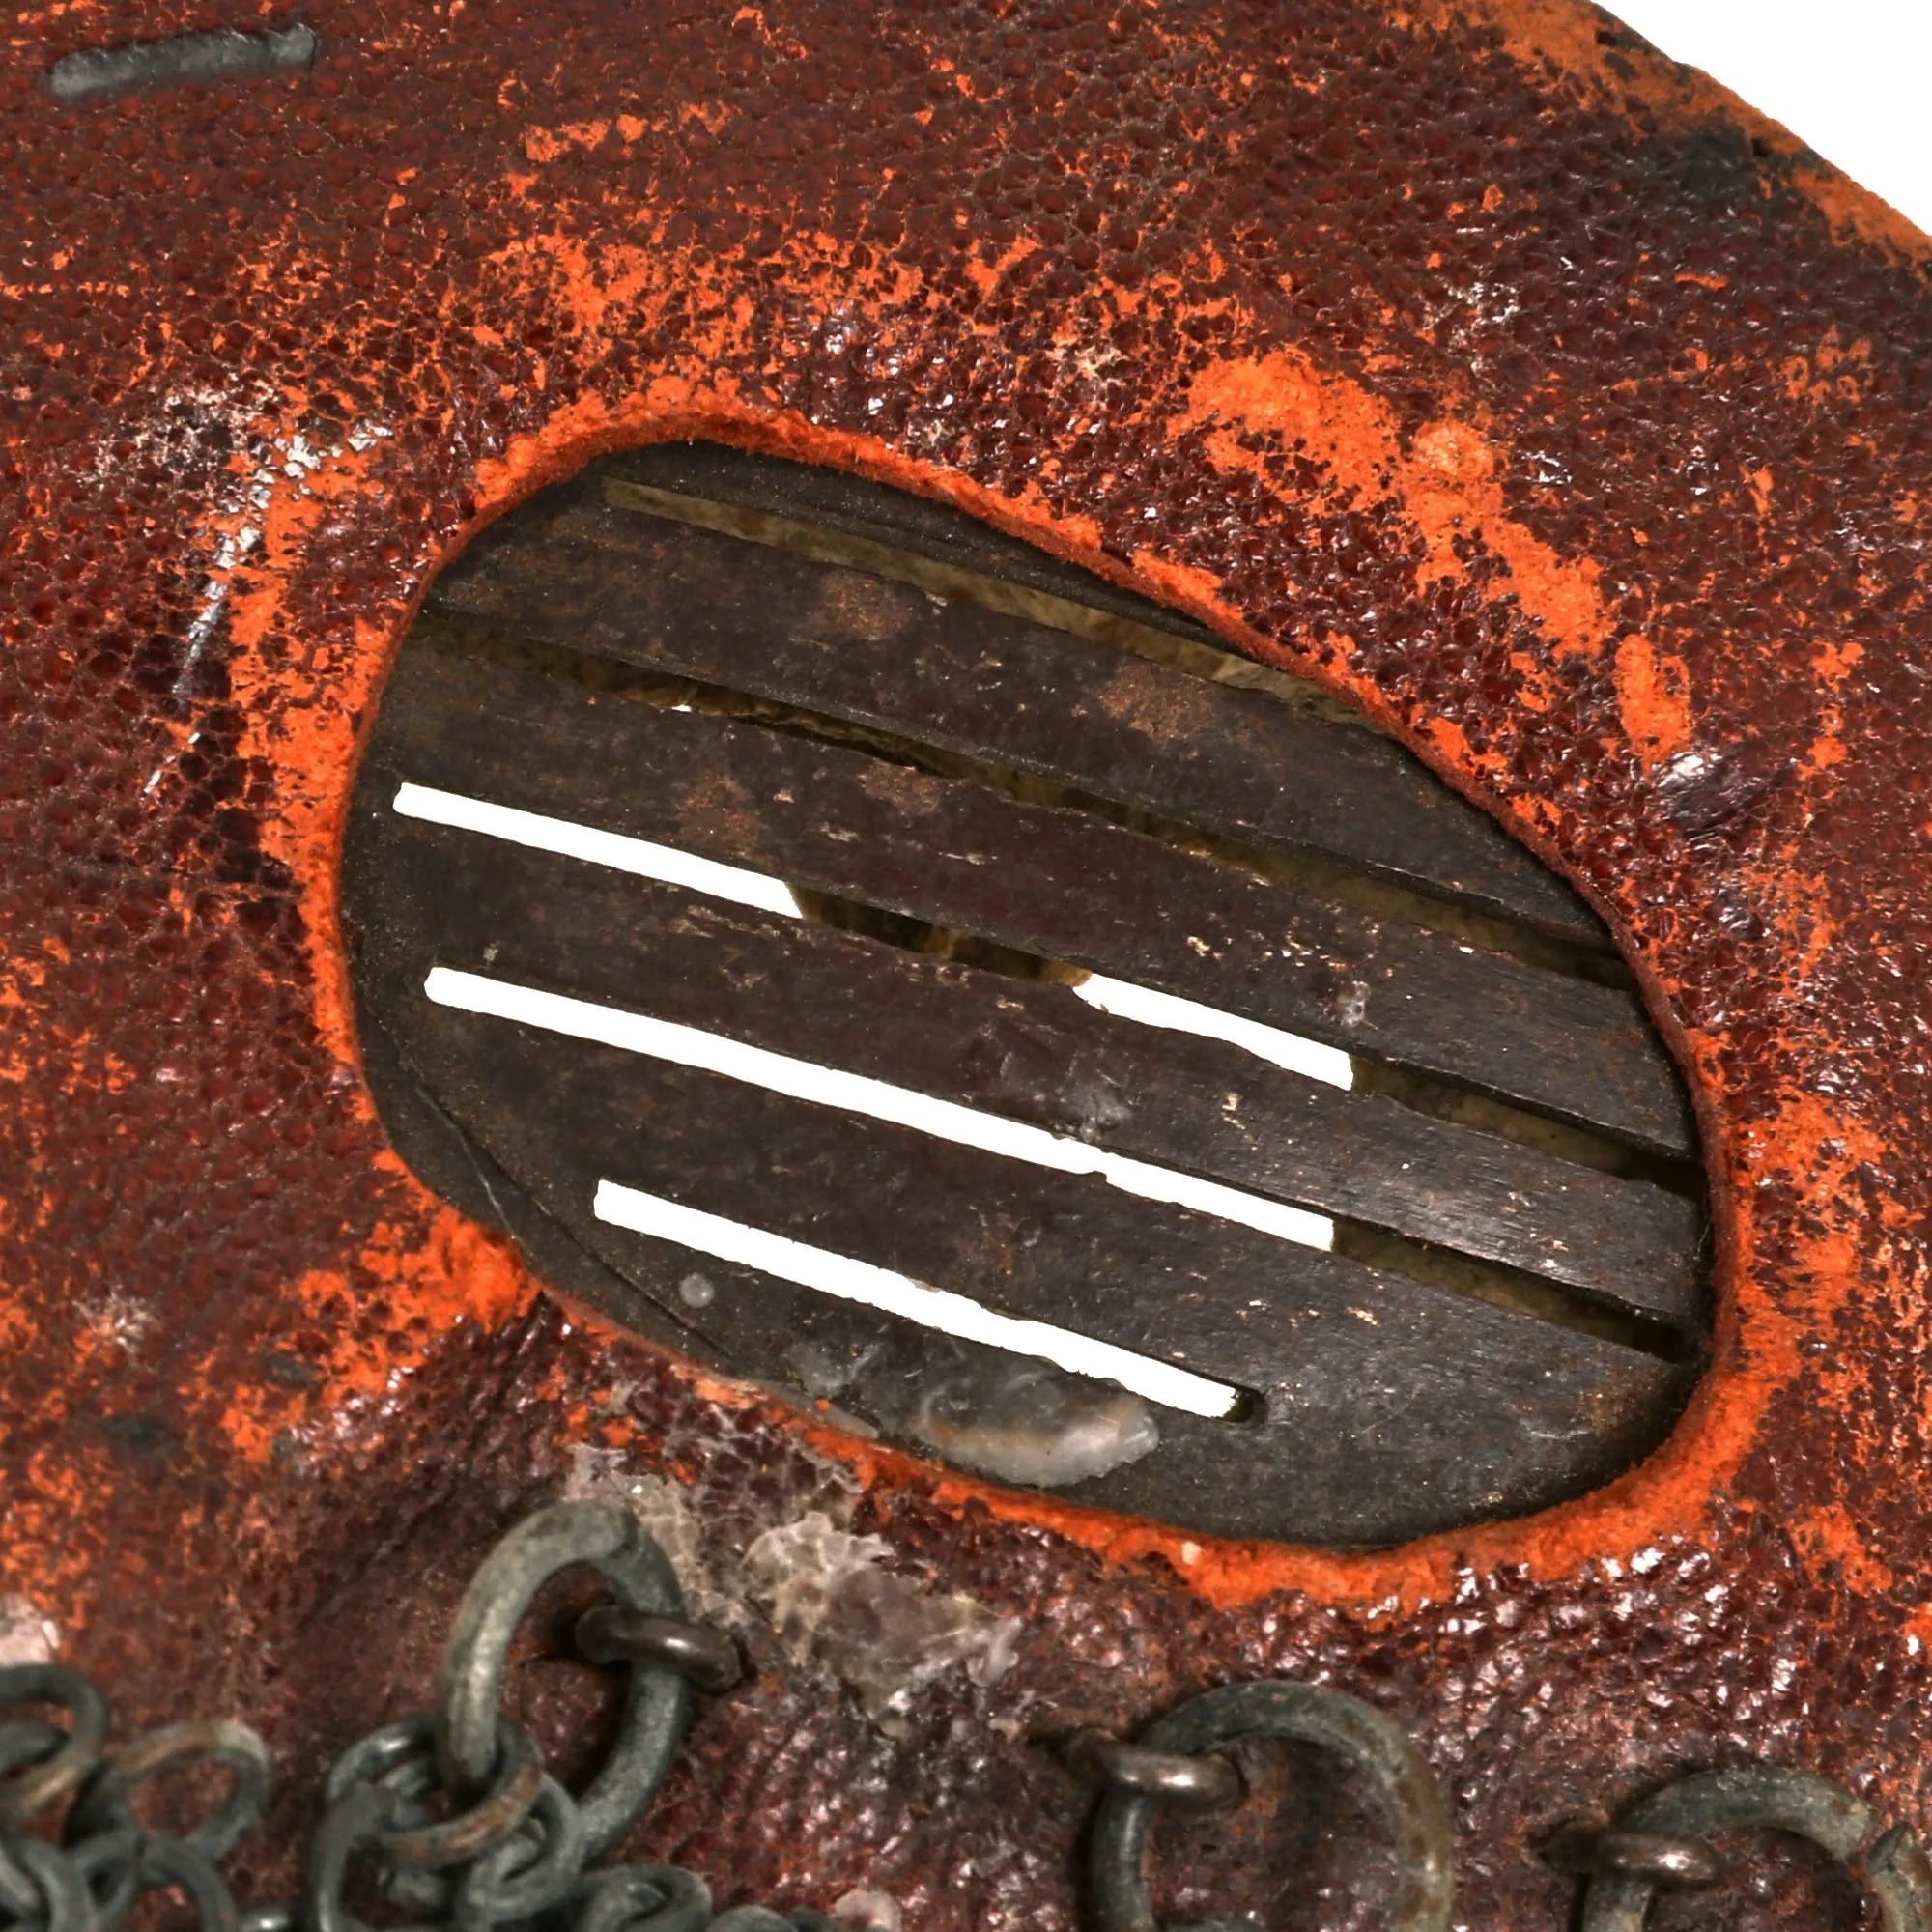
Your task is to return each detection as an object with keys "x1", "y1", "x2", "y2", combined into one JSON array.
[{"x1": 1602, "y1": 0, "x2": 1932, "y2": 237}]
